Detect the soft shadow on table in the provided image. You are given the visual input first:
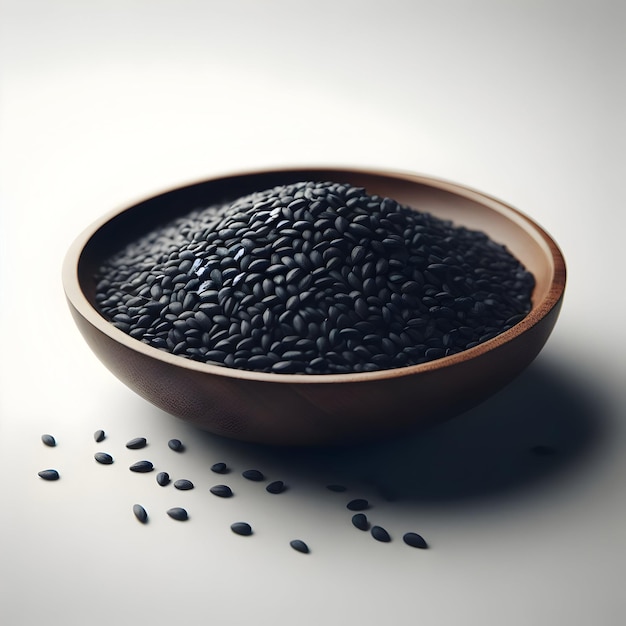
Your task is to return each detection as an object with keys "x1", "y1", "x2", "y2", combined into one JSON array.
[{"x1": 223, "y1": 354, "x2": 608, "y2": 505}]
